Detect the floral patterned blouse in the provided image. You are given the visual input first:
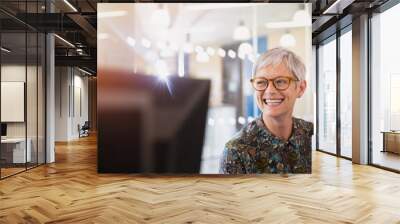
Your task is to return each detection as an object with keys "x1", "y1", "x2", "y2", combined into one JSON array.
[{"x1": 220, "y1": 117, "x2": 313, "y2": 174}]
